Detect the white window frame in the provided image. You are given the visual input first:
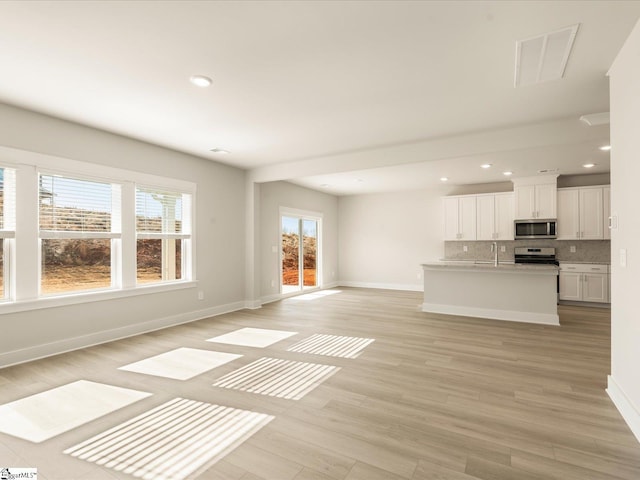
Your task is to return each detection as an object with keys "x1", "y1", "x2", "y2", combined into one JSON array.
[
  {"x1": 38, "y1": 171, "x2": 122, "y2": 296},
  {"x1": 0, "y1": 147, "x2": 197, "y2": 314},
  {"x1": 135, "y1": 185, "x2": 193, "y2": 286},
  {"x1": 0, "y1": 167, "x2": 16, "y2": 302}
]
